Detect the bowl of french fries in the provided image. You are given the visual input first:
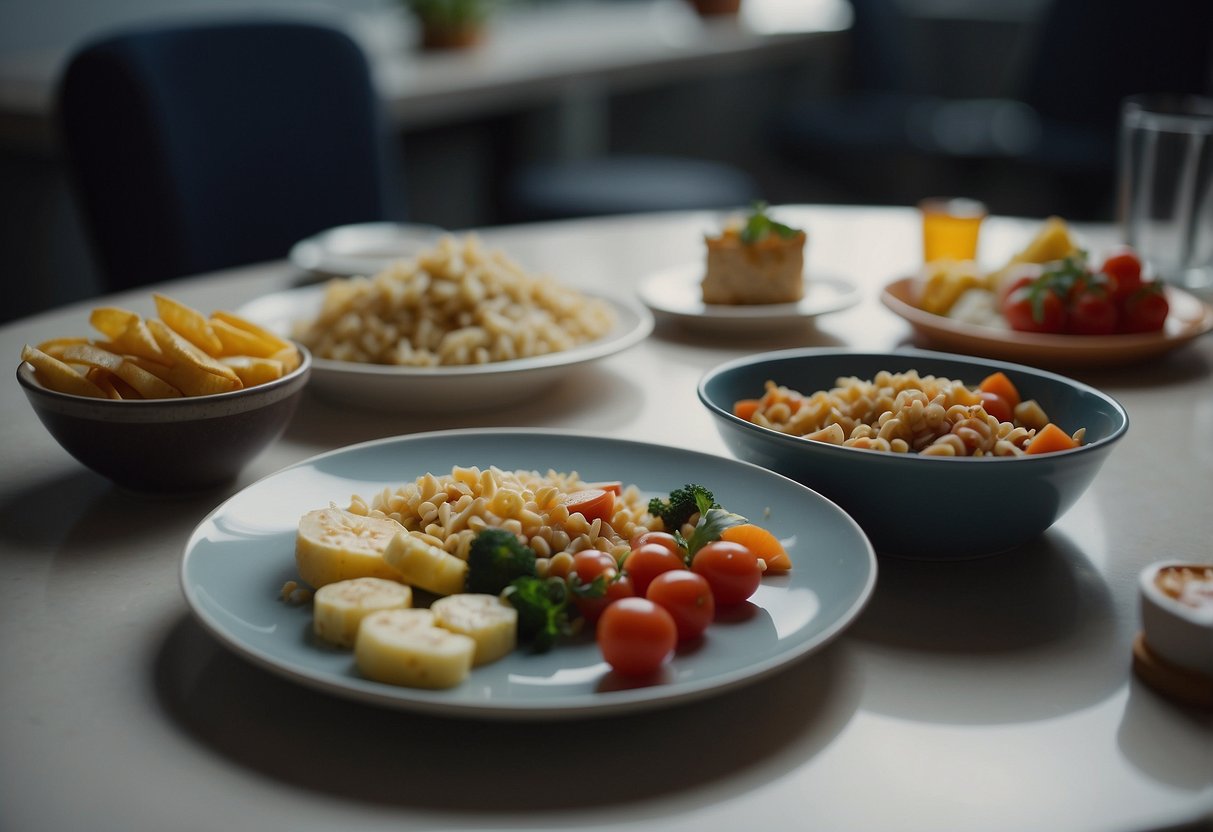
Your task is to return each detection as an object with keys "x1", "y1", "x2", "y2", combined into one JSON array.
[{"x1": 16, "y1": 294, "x2": 311, "y2": 492}]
